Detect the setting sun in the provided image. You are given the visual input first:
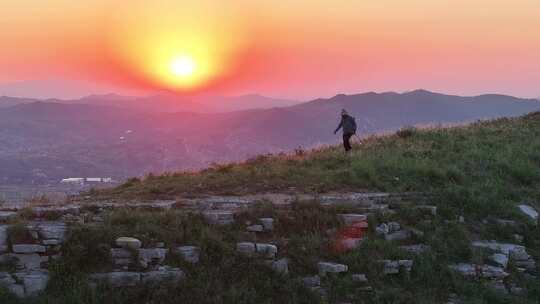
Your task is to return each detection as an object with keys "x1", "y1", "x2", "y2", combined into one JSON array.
[{"x1": 171, "y1": 56, "x2": 197, "y2": 77}]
